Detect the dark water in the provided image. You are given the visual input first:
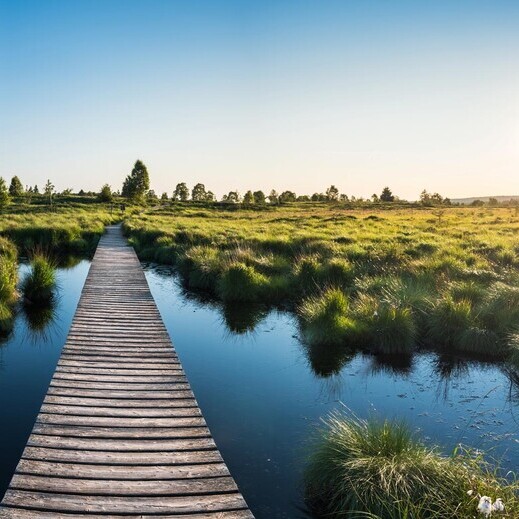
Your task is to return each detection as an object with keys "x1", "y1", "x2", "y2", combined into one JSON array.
[{"x1": 0, "y1": 261, "x2": 518, "y2": 519}]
